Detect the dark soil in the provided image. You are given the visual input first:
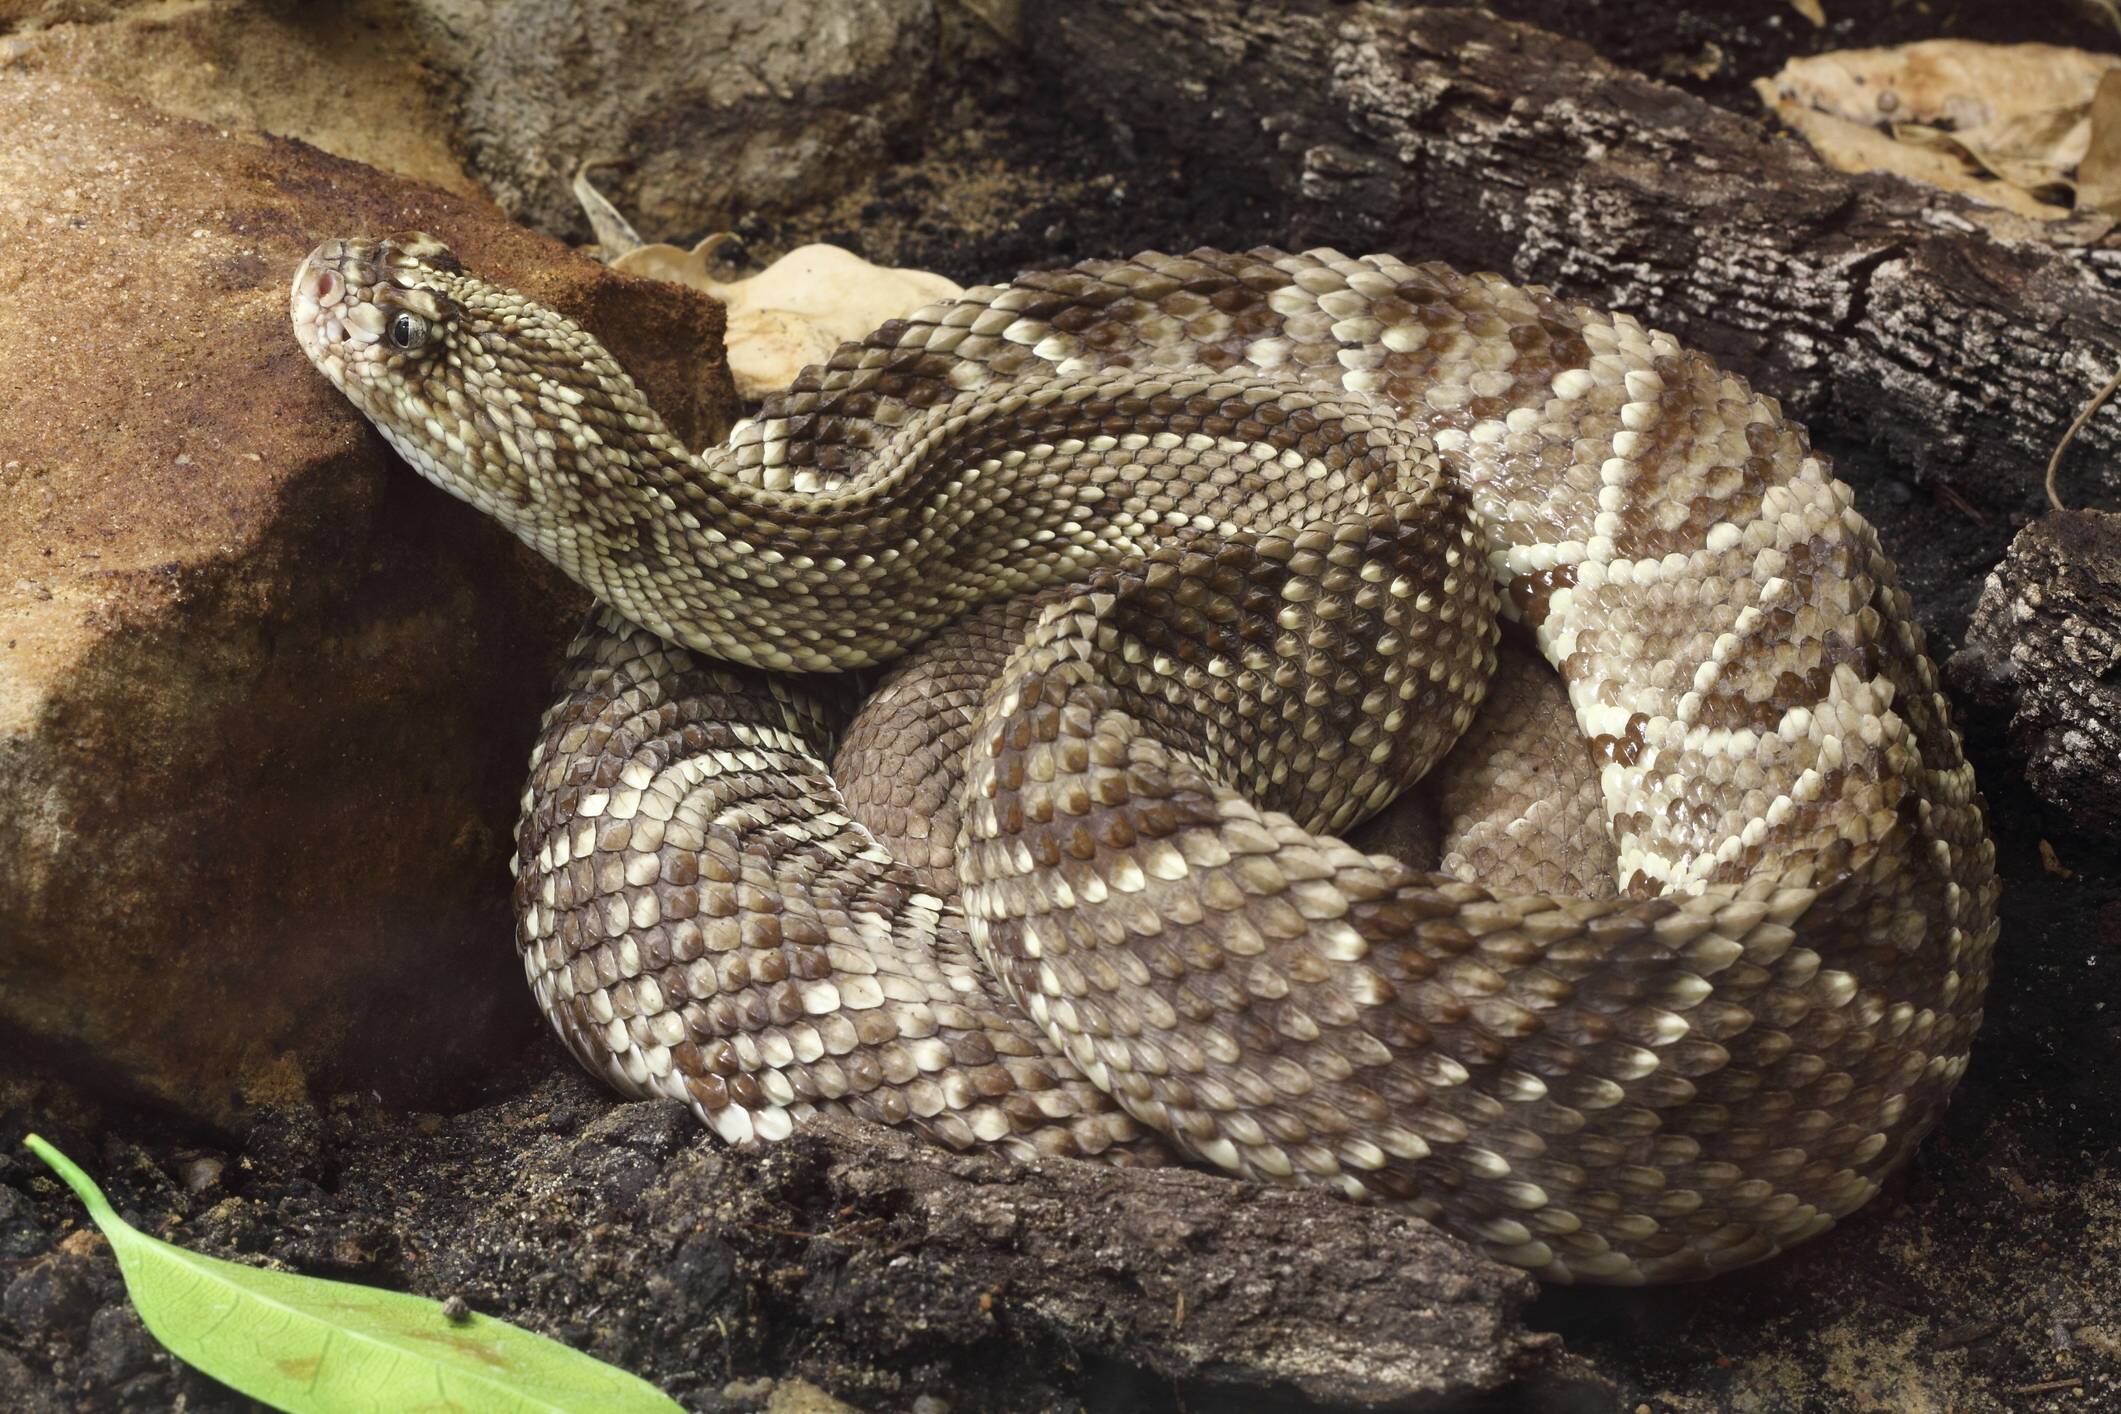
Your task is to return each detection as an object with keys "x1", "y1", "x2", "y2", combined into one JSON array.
[{"x1": 6, "y1": 2, "x2": 2121, "y2": 1411}]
